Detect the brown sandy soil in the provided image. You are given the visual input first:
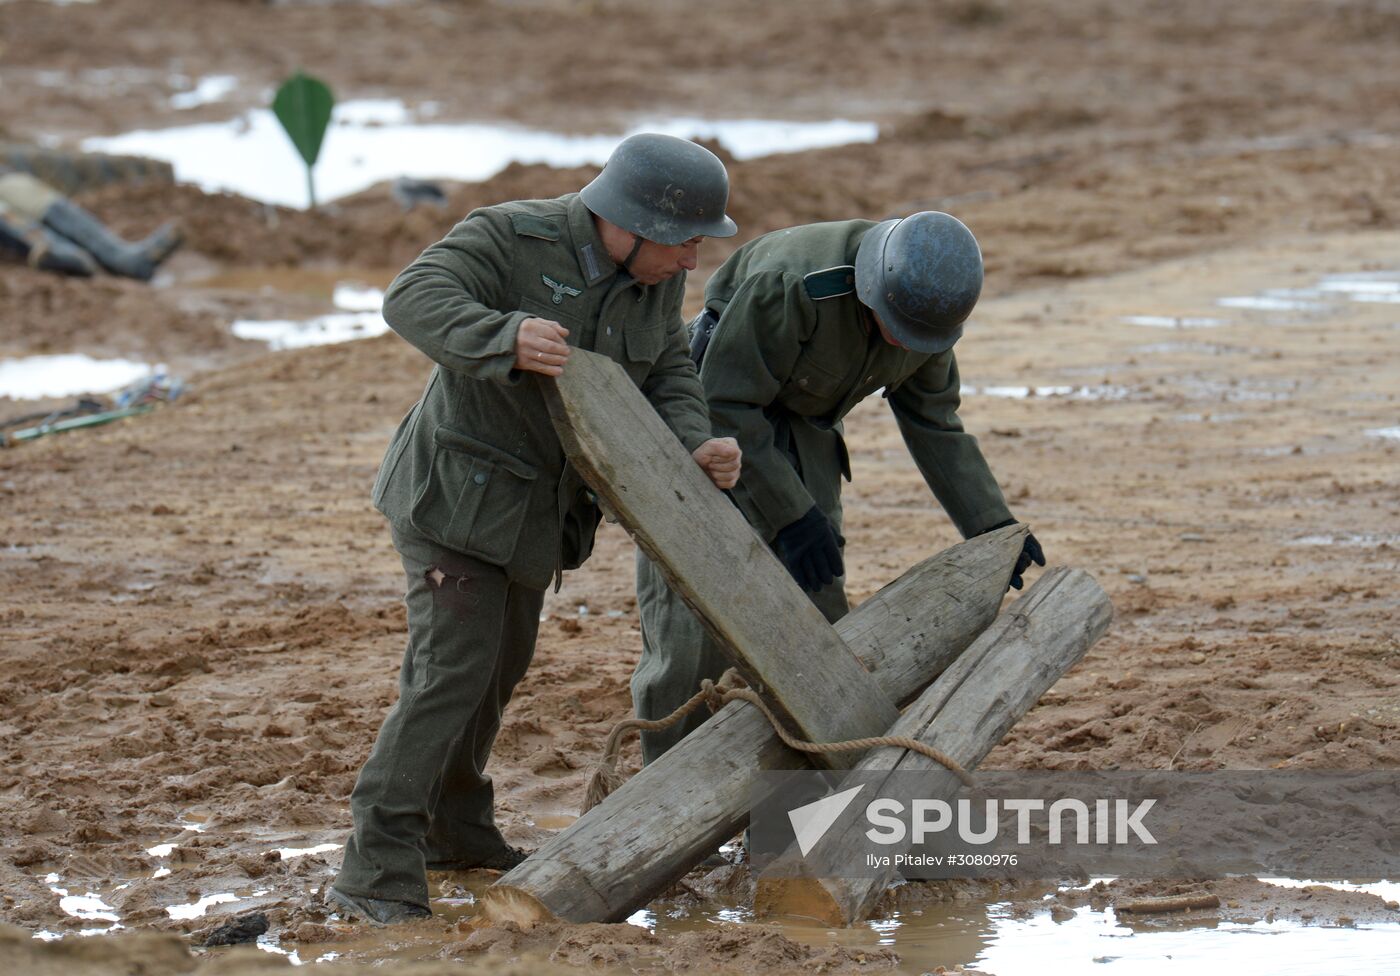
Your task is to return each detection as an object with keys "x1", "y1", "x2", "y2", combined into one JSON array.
[{"x1": 2, "y1": 0, "x2": 1398, "y2": 972}]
